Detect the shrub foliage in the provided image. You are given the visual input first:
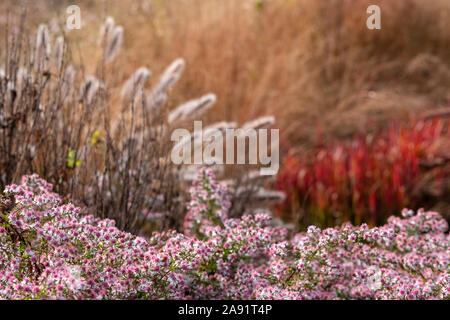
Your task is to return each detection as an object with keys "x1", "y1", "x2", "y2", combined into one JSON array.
[{"x1": 0, "y1": 169, "x2": 448, "y2": 299}]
